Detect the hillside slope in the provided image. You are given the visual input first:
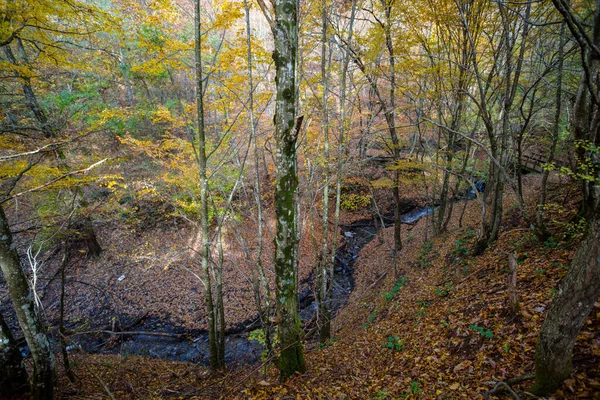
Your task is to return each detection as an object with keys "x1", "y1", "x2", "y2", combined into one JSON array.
[{"x1": 53, "y1": 174, "x2": 599, "y2": 399}]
